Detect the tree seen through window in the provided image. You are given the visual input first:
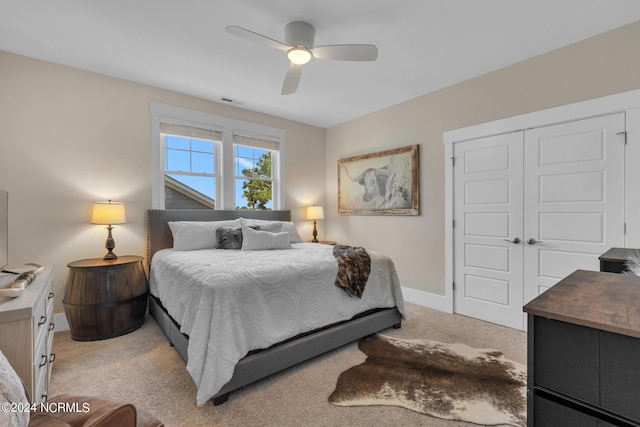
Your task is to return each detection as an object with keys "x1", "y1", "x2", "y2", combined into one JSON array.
[{"x1": 235, "y1": 146, "x2": 273, "y2": 210}]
